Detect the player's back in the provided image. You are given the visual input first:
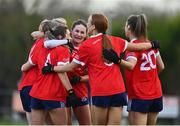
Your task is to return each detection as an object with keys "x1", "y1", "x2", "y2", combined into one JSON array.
[
  {"x1": 76, "y1": 34, "x2": 127, "y2": 96},
  {"x1": 30, "y1": 45, "x2": 69, "y2": 101},
  {"x1": 125, "y1": 39, "x2": 162, "y2": 99}
]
